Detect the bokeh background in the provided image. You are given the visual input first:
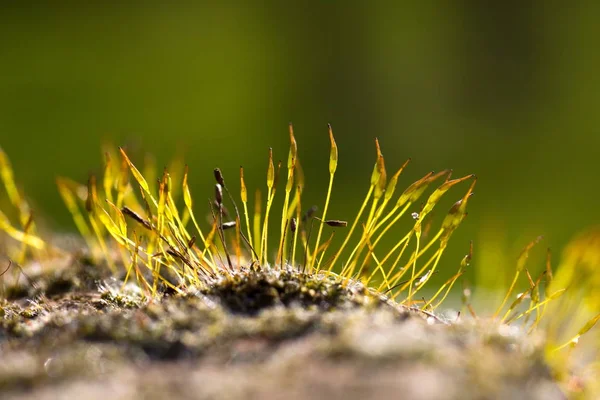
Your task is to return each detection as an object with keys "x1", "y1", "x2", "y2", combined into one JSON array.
[{"x1": 1, "y1": 3, "x2": 599, "y2": 299}]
